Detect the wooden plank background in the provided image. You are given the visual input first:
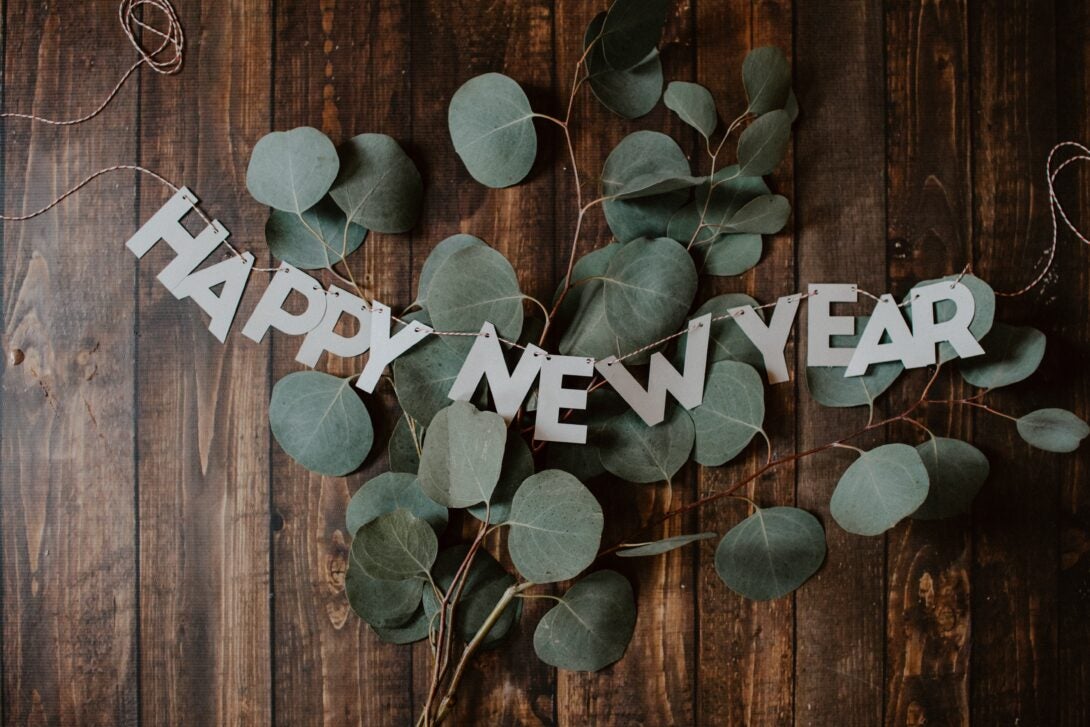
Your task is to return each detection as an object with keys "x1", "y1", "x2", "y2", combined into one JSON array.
[{"x1": 1, "y1": 0, "x2": 1088, "y2": 724}]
